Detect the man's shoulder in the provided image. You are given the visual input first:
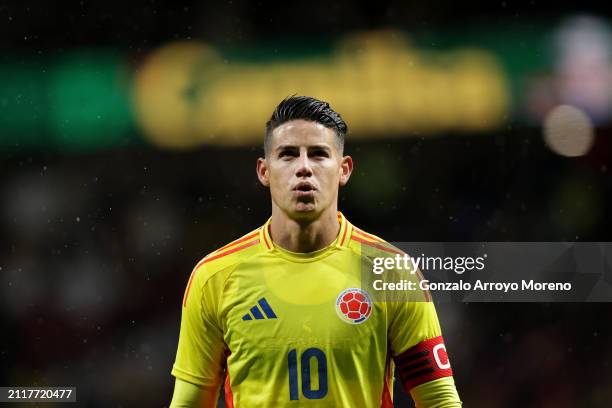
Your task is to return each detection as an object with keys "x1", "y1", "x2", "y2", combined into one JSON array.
[
  {"x1": 347, "y1": 224, "x2": 403, "y2": 256},
  {"x1": 191, "y1": 227, "x2": 265, "y2": 284}
]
